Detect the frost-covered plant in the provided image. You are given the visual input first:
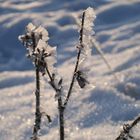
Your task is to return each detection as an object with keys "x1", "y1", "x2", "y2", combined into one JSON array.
[
  {"x1": 64, "y1": 7, "x2": 96, "y2": 107},
  {"x1": 19, "y1": 23, "x2": 56, "y2": 76},
  {"x1": 19, "y1": 7, "x2": 96, "y2": 140},
  {"x1": 19, "y1": 23, "x2": 52, "y2": 140},
  {"x1": 116, "y1": 116, "x2": 140, "y2": 140}
]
